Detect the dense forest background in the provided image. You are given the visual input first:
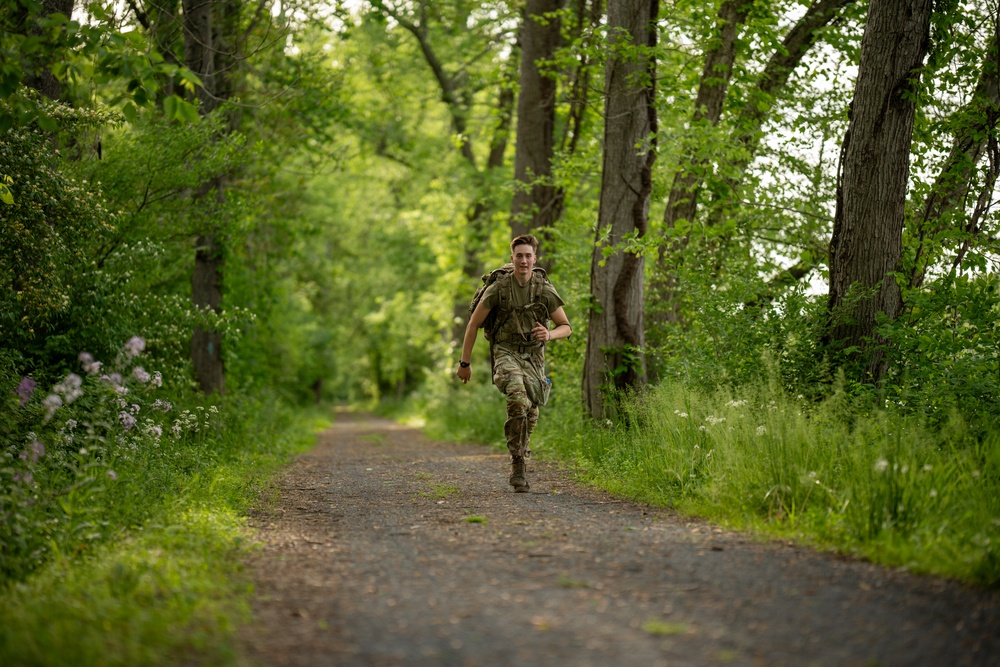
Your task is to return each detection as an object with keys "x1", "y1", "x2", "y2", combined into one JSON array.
[{"x1": 2, "y1": 0, "x2": 1000, "y2": 621}]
